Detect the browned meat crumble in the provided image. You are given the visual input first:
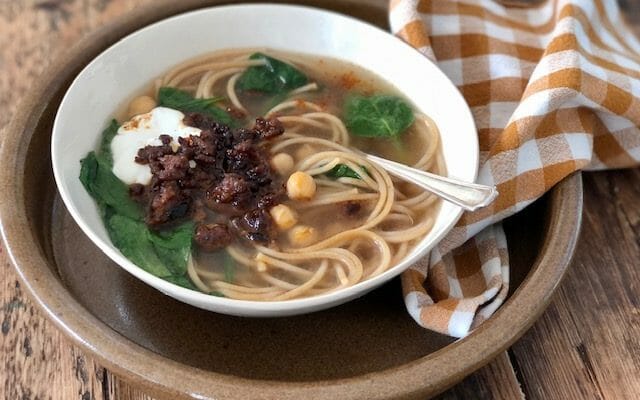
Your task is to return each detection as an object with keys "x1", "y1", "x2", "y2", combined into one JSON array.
[{"x1": 133, "y1": 113, "x2": 285, "y2": 251}]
